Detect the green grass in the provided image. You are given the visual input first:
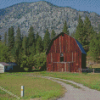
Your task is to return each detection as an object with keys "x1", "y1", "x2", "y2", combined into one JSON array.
[
  {"x1": 31, "y1": 71, "x2": 100, "y2": 91},
  {"x1": 0, "y1": 89, "x2": 16, "y2": 100},
  {"x1": 0, "y1": 73, "x2": 65, "y2": 100}
]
